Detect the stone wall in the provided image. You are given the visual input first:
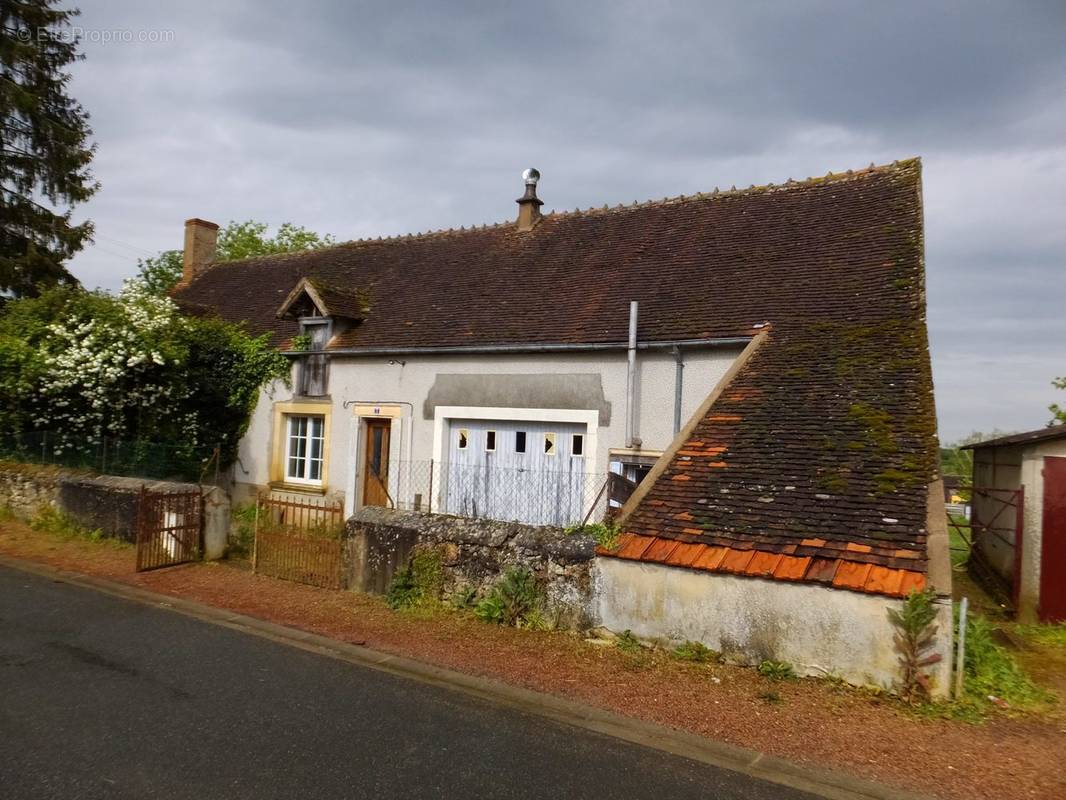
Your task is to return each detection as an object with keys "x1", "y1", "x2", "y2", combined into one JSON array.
[
  {"x1": 345, "y1": 507, "x2": 599, "y2": 629},
  {"x1": 0, "y1": 462, "x2": 66, "y2": 518},
  {"x1": 0, "y1": 462, "x2": 230, "y2": 559}
]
